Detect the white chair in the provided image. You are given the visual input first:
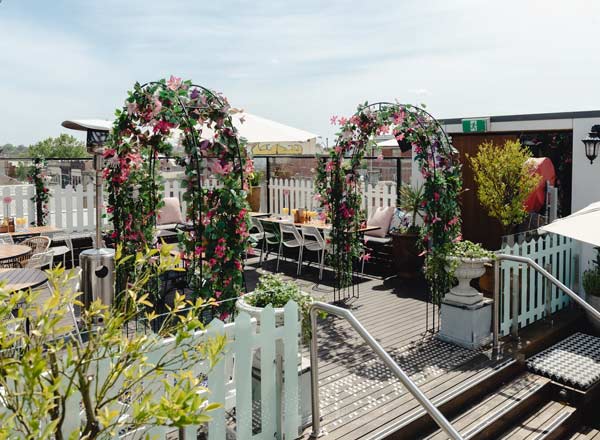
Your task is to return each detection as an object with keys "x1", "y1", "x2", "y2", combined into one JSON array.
[
  {"x1": 247, "y1": 217, "x2": 265, "y2": 263},
  {"x1": 24, "y1": 251, "x2": 54, "y2": 269},
  {"x1": 49, "y1": 233, "x2": 73, "y2": 268},
  {"x1": 300, "y1": 226, "x2": 328, "y2": 280},
  {"x1": 45, "y1": 267, "x2": 82, "y2": 343},
  {"x1": 277, "y1": 222, "x2": 303, "y2": 275},
  {"x1": 0, "y1": 233, "x2": 13, "y2": 245}
]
